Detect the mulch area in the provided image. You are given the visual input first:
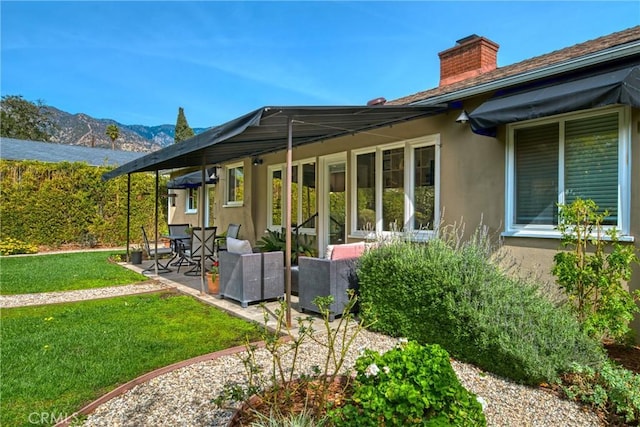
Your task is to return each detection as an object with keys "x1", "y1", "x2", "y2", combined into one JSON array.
[{"x1": 604, "y1": 341, "x2": 640, "y2": 374}]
